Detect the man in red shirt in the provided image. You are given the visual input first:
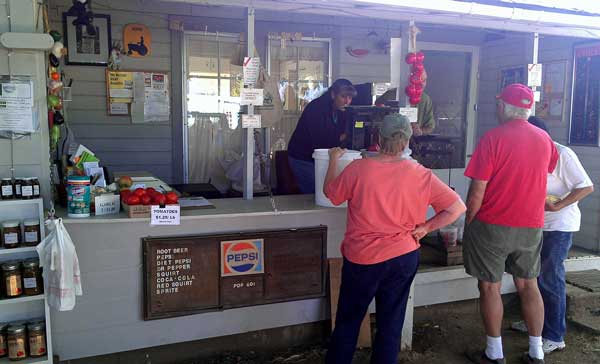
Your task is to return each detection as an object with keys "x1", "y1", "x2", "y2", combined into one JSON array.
[{"x1": 463, "y1": 84, "x2": 558, "y2": 364}]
